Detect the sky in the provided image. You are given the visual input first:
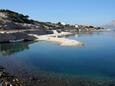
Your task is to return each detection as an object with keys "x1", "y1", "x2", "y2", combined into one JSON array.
[{"x1": 0, "y1": 0, "x2": 115, "y2": 25}]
